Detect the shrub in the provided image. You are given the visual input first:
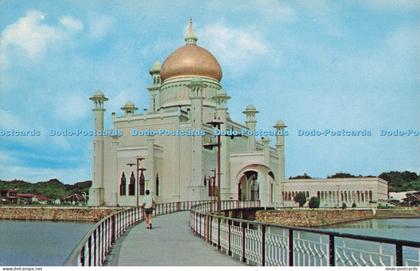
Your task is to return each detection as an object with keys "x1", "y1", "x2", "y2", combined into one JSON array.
[
  {"x1": 308, "y1": 197, "x2": 320, "y2": 209},
  {"x1": 294, "y1": 192, "x2": 307, "y2": 208}
]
